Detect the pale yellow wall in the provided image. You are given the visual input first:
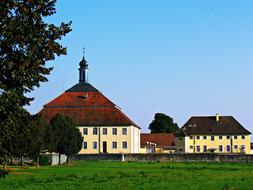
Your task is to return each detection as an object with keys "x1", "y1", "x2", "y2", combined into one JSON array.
[
  {"x1": 163, "y1": 149, "x2": 176, "y2": 154},
  {"x1": 78, "y1": 126, "x2": 140, "y2": 154},
  {"x1": 176, "y1": 134, "x2": 251, "y2": 154},
  {"x1": 140, "y1": 147, "x2": 146, "y2": 154},
  {"x1": 130, "y1": 126, "x2": 140, "y2": 153},
  {"x1": 140, "y1": 147, "x2": 175, "y2": 154}
]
